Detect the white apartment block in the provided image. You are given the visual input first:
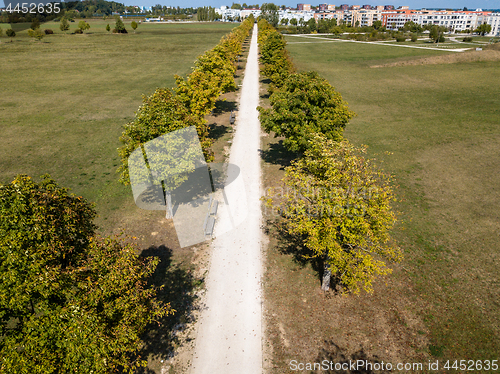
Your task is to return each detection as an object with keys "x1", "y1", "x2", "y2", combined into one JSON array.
[
  {"x1": 215, "y1": 5, "x2": 499, "y2": 36},
  {"x1": 383, "y1": 10, "x2": 495, "y2": 33},
  {"x1": 487, "y1": 13, "x2": 500, "y2": 36},
  {"x1": 280, "y1": 9, "x2": 316, "y2": 22}
]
